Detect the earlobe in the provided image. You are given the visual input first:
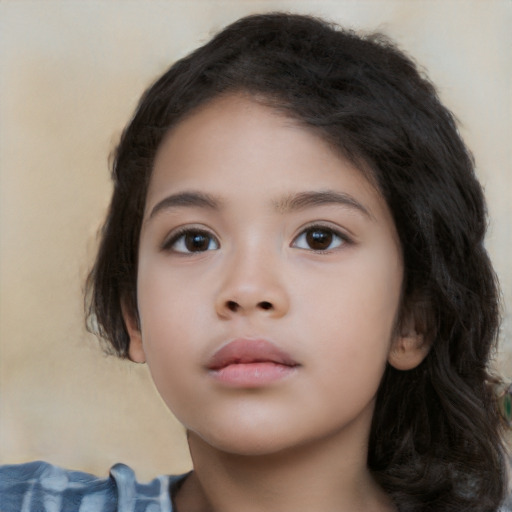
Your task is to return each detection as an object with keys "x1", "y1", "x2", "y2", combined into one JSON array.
[
  {"x1": 388, "y1": 316, "x2": 431, "y2": 371},
  {"x1": 121, "y1": 300, "x2": 146, "y2": 363}
]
